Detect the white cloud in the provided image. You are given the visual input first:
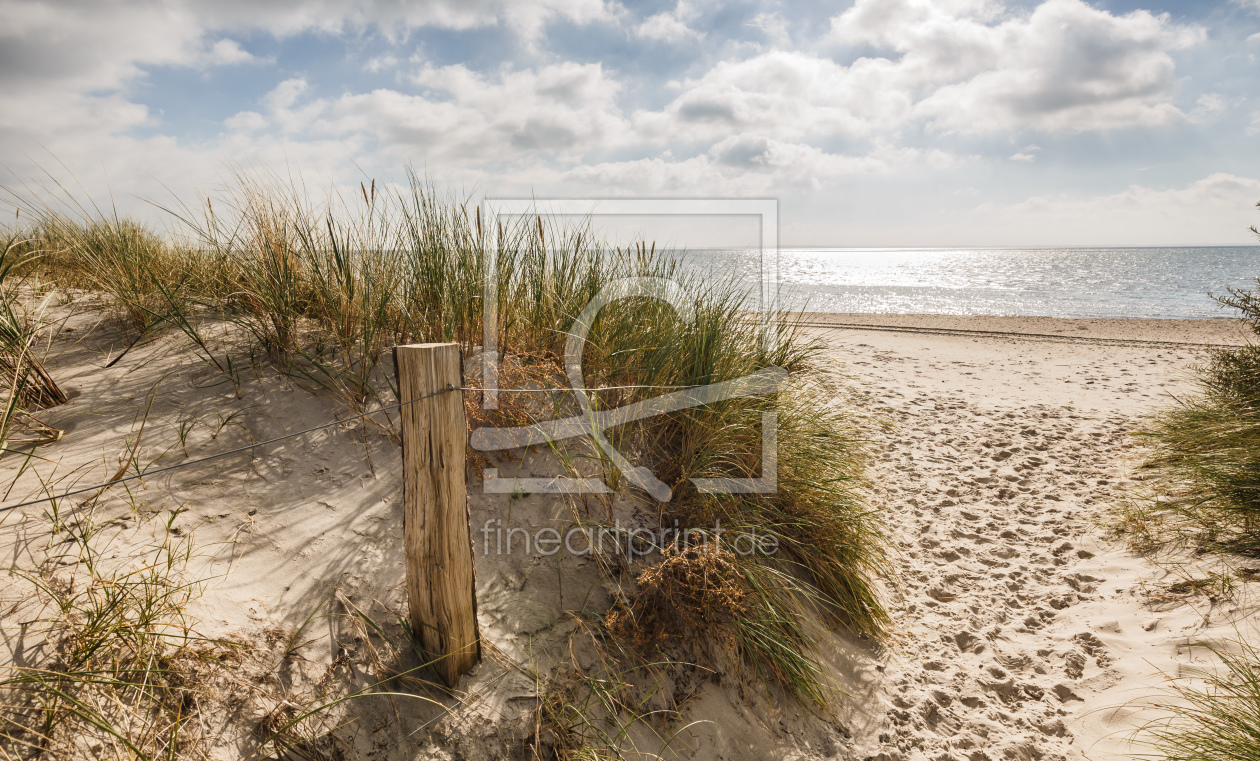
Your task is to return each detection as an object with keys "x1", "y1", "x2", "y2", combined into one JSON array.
[
  {"x1": 251, "y1": 63, "x2": 630, "y2": 163},
  {"x1": 364, "y1": 54, "x2": 398, "y2": 73},
  {"x1": 399, "y1": 62, "x2": 626, "y2": 158},
  {"x1": 967, "y1": 172, "x2": 1260, "y2": 244},
  {"x1": 1009, "y1": 143, "x2": 1042, "y2": 159},
  {"x1": 224, "y1": 110, "x2": 266, "y2": 131},
  {"x1": 261, "y1": 77, "x2": 329, "y2": 134},
  {"x1": 636, "y1": 1, "x2": 703, "y2": 44},
  {"x1": 203, "y1": 38, "x2": 264, "y2": 66},
  {"x1": 0, "y1": 7, "x2": 256, "y2": 109},
  {"x1": 638, "y1": 12, "x2": 701, "y2": 43},
  {"x1": 631, "y1": 0, "x2": 1202, "y2": 149},
  {"x1": 219, "y1": 47, "x2": 961, "y2": 191},
  {"x1": 564, "y1": 138, "x2": 969, "y2": 193},
  {"x1": 1189, "y1": 93, "x2": 1232, "y2": 122},
  {"x1": 829, "y1": 0, "x2": 1203, "y2": 134},
  {"x1": 0, "y1": 0, "x2": 618, "y2": 146},
  {"x1": 747, "y1": 12, "x2": 791, "y2": 48},
  {"x1": 0, "y1": 0, "x2": 1245, "y2": 248},
  {"x1": 633, "y1": 51, "x2": 915, "y2": 143},
  {"x1": 192, "y1": 0, "x2": 617, "y2": 42}
]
